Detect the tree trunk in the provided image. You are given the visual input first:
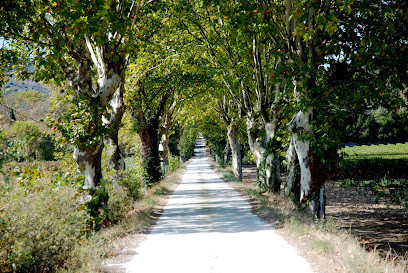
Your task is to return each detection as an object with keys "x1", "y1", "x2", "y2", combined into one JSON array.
[
  {"x1": 105, "y1": 83, "x2": 126, "y2": 173},
  {"x1": 264, "y1": 122, "x2": 281, "y2": 193},
  {"x1": 161, "y1": 133, "x2": 170, "y2": 171},
  {"x1": 287, "y1": 109, "x2": 326, "y2": 219},
  {"x1": 138, "y1": 123, "x2": 162, "y2": 186},
  {"x1": 223, "y1": 141, "x2": 230, "y2": 166},
  {"x1": 73, "y1": 142, "x2": 104, "y2": 190},
  {"x1": 246, "y1": 116, "x2": 281, "y2": 192},
  {"x1": 227, "y1": 123, "x2": 242, "y2": 180},
  {"x1": 284, "y1": 137, "x2": 300, "y2": 200},
  {"x1": 246, "y1": 117, "x2": 267, "y2": 188},
  {"x1": 287, "y1": 109, "x2": 312, "y2": 200}
]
